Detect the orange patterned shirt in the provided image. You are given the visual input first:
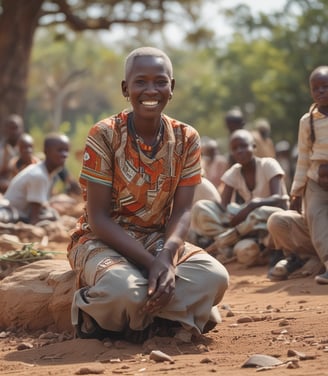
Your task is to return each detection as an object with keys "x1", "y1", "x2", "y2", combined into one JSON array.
[{"x1": 68, "y1": 110, "x2": 201, "y2": 249}]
